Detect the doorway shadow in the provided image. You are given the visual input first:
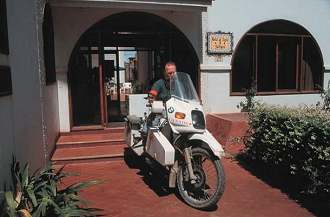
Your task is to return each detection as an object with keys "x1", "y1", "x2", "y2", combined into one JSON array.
[{"x1": 236, "y1": 154, "x2": 330, "y2": 217}]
